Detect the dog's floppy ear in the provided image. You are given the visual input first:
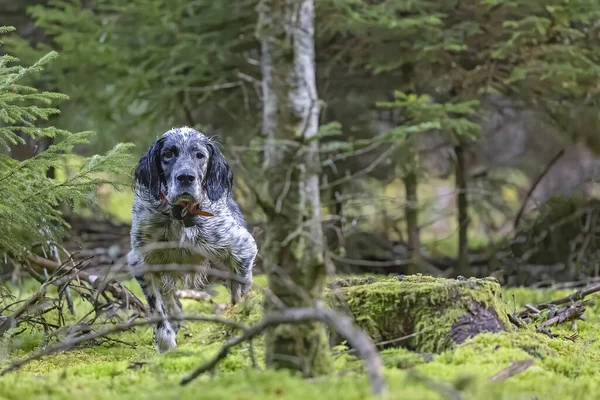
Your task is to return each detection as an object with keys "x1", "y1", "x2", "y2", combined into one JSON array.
[
  {"x1": 205, "y1": 141, "x2": 232, "y2": 201},
  {"x1": 134, "y1": 138, "x2": 164, "y2": 199}
]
